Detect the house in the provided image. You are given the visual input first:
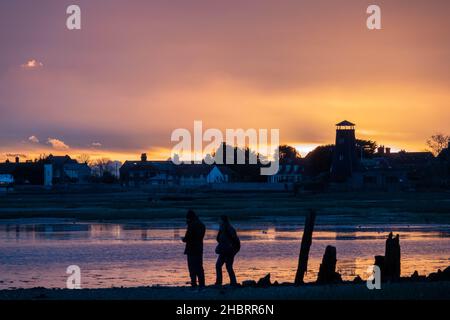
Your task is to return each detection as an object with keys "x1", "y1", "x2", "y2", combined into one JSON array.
[
  {"x1": 0, "y1": 157, "x2": 44, "y2": 185},
  {"x1": 120, "y1": 153, "x2": 236, "y2": 187},
  {"x1": 351, "y1": 157, "x2": 406, "y2": 190},
  {"x1": 438, "y1": 142, "x2": 450, "y2": 162},
  {"x1": 0, "y1": 162, "x2": 15, "y2": 187},
  {"x1": 177, "y1": 164, "x2": 236, "y2": 186},
  {"x1": 120, "y1": 154, "x2": 177, "y2": 186},
  {"x1": 0, "y1": 172, "x2": 14, "y2": 191},
  {"x1": 0, "y1": 174, "x2": 14, "y2": 185},
  {"x1": 0, "y1": 155, "x2": 90, "y2": 186},
  {"x1": 46, "y1": 155, "x2": 91, "y2": 183},
  {"x1": 268, "y1": 160, "x2": 304, "y2": 184},
  {"x1": 436, "y1": 142, "x2": 450, "y2": 187}
]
